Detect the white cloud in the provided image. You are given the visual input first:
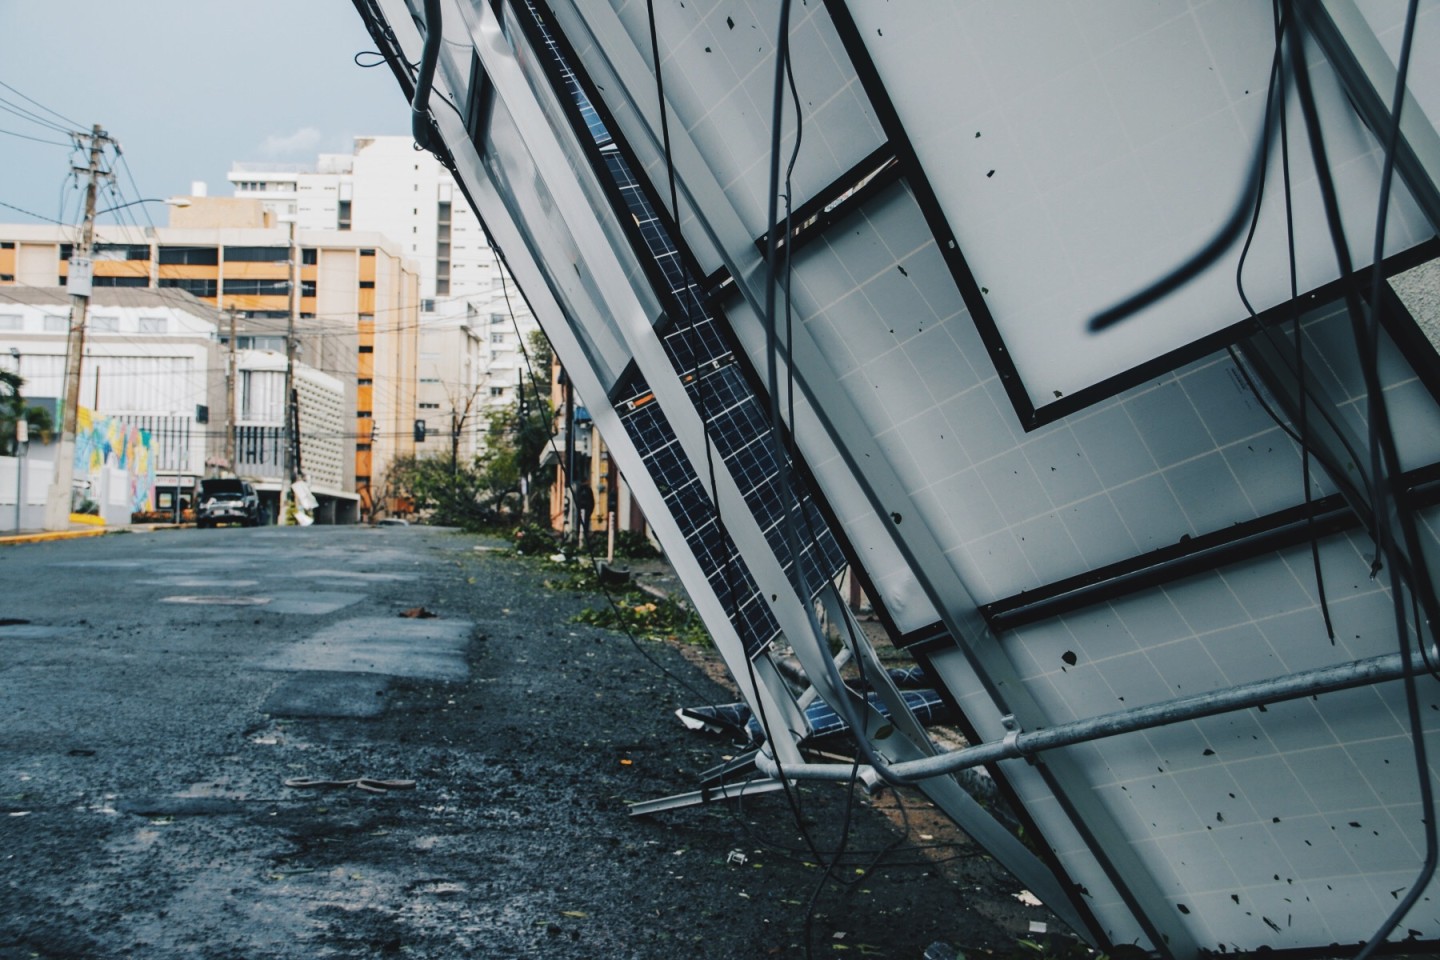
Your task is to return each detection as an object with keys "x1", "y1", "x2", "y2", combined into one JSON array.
[{"x1": 257, "y1": 127, "x2": 323, "y2": 159}]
